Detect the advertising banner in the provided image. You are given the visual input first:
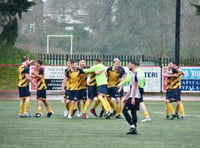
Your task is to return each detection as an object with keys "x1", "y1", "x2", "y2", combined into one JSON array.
[
  {"x1": 30, "y1": 66, "x2": 66, "y2": 91},
  {"x1": 123, "y1": 66, "x2": 161, "y2": 92},
  {"x1": 181, "y1": 67, "x2": 200, "y2": 92},
  {"x1": 162, "y1": 66, "x2": 200, "y2": 92}
]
